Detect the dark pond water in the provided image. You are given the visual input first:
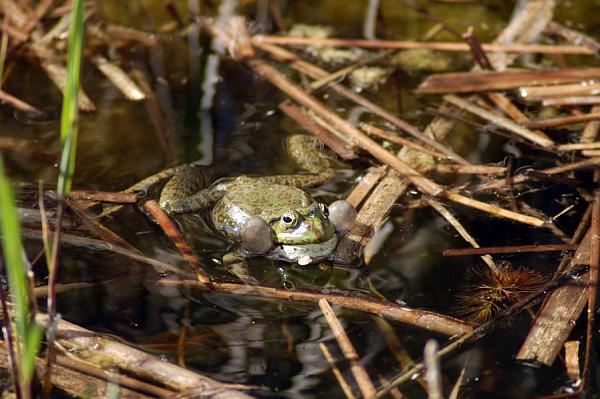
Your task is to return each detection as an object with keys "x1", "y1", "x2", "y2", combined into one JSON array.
[{"x1": 5, "y1": 0, "x2": 600, "y2": 397}]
